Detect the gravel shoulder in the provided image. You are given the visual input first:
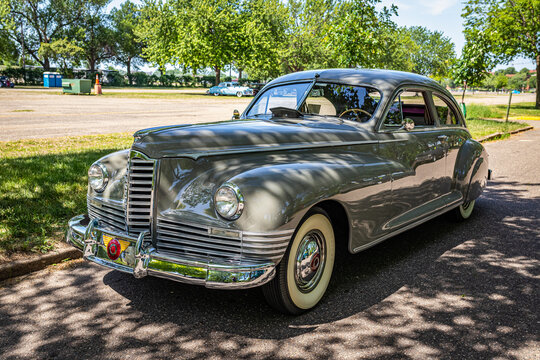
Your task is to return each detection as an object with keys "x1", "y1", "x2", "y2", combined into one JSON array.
[{"x1": 0, "y1": 125, "x2": 538, "y2": 359}]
